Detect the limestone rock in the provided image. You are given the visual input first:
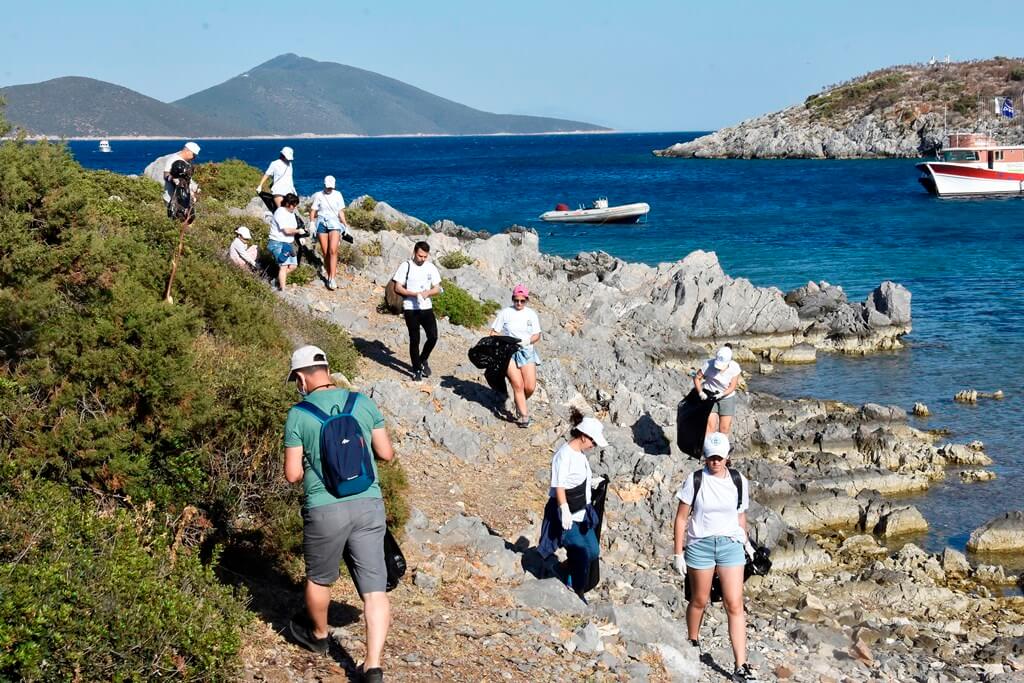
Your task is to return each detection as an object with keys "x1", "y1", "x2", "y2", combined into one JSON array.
[
  {"x1": 941, "y1": 548, "x2": 972, "y2": 577},
  {"x1": 960, "y1": 469, "x2": 996, "y2": 483},
  {"x1": 968, "y1": 511, "x2": 1024, "y2": 553},
  {"x1": 912, "y1": 402, "x2": 930, "y2": 417},
  {"x1": 775, "y1": 343, "x2": 816, "y2": 364},
  {"x1": 874, "y1": 505, "x2": 928, "y2": 537}
]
